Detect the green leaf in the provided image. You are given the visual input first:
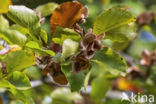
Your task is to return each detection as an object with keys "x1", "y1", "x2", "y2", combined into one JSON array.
[
  {"x1": 7, "y1": 71, "x2": 31, "y2": 90},
  {"x1": 93, "y1": 5, "x2": 136, "y2": 35},
  {"x1": 0, "y1": 74, "x2": 33, "y2": 104},
  {"x1": 128, "y1": 38, "x2": 156, "y2": 59},
  {"x1": 10, "y1": 100, "x2": 24, "y2": 104},
  {"x1": 53, "y1": 27, "x2": 81, "y2": 45},
  {"x1": 103, "y1": 23, "x2": 137, "y2": 50},
  {"x1": 40, "y1": 29, "x2": 48, "y2": 44},
  {"x1": 3, "y1": 50, "x2": 35, "y2": 72},
  {"x1": 10, "y1": 24, "x2": 29, "y2": 35},
  {"x1": 0, "y1": 79, "x2": 10, "y2": 88},
  {"x1": 9, "y1": 88, "x2": 35, "y2": 104},
  {"x1": 0, "y1": 15, "x2": 9, "y2": 30},
  {"x1": 84, "y1": 71, "x2": 91, "y2": 89},
  {"x1": 25, "y1": 41, "x2": 55, "y2": 56},
  {"x1": 0, "y1": 29, "x2": 27, "y2": 46},
  {"x1": 0, "y1": 0, "x2": 11, "y2": 13},
  {"x1": 36, "y1": 2, "x2": 58, "y2": 17},
  {"x1": 24, "y1": 66, "x2": 41, "y2": 80},
  {"x1": 92, "y1": 48, "x2": 127, "y2": 76},
  {"x1": 51, "y1": 88, "x2": 82, "y2": 104},
  {"x1": 91, "y1": 73, "x2": 110, "y2": 103},
  {"x1": 105, "y1": 23, "x2": 137, "y2": 42},
  {"x1": 62, "y1": 39, "x2": 79, "y2": 59},
  {"x1": 7, "y1": 5, "x2": 40, "y2": 36},
  {"x1": 61, "y1": 64, "x2": 85, "y2": 92}
]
